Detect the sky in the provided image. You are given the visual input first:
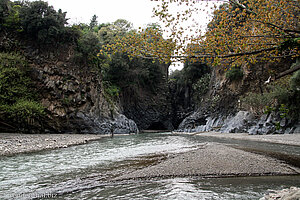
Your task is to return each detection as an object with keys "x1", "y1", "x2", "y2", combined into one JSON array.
[{"x1": 44, "y1": 0, "x2": 159, "y2": 29}]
